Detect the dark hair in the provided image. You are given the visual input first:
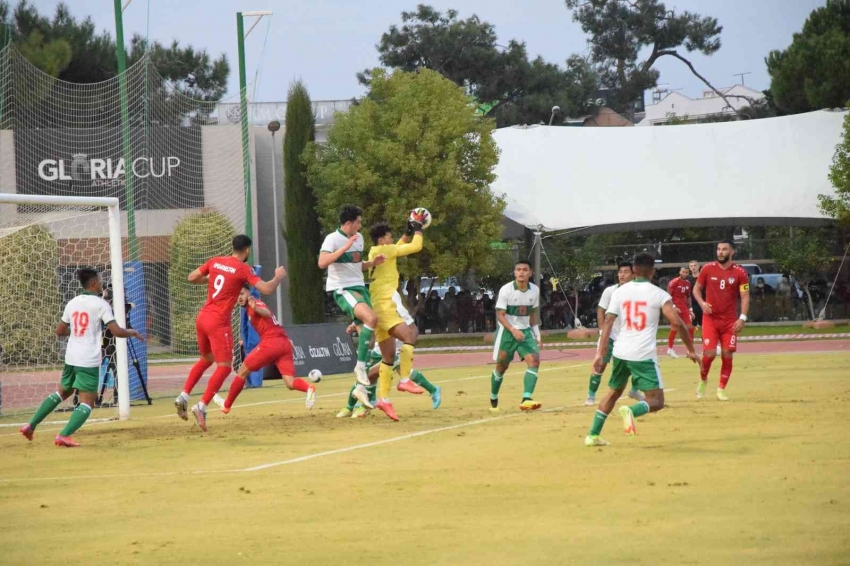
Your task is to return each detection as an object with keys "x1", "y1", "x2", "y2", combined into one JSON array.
[
  {"x1": 370, "y1": 221, "x2": 392, "y2": 244},
  {"x1": 688, "y1": 259, "x2": 699, "y2": 264},
  {"x1": 718, "y1": 239, "x2": 736, "y2": 250},
  {"x1": 633, "y1": 252, "x2": 655, "y2": 269},
  {"x1": 232, "y1": 234, "x2": 253, "y2": 252},
  {"x1": 515, "y1": 260, "x2": 532, "y2": 269},
  {"x1": 617, "y1": 261, "x2": 633, "y2": 270},
  {"x1": 340, "y1": 205, "x2": 362, "y2": 225},
  {"x1": 77, "y1": 268, "x2": 99, "y2": 289},
  {"x1": 243, "y1": 283, "x2": 251, "y2": 290}
]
